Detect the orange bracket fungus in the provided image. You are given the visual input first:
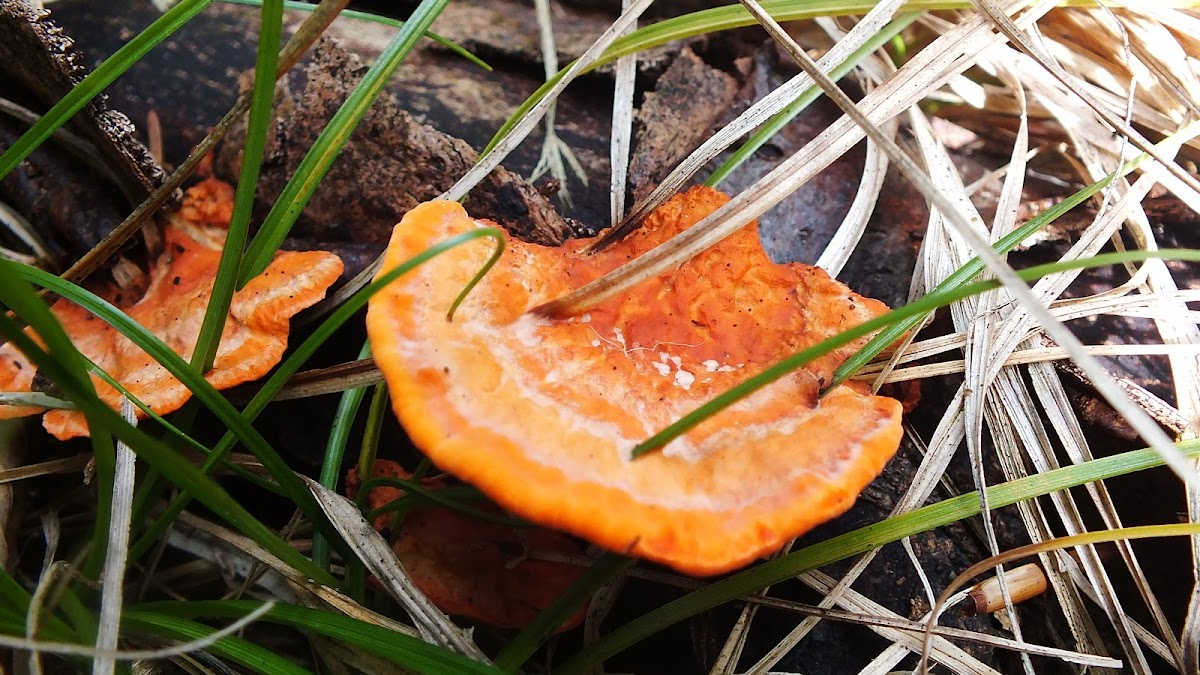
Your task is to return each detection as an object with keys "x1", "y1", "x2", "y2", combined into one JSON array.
[
  {"x1": 347, "y1": 460, "x2": 588, "y2": 630},
  {"x1": 366, "y1": 185, "x2": 902, "y2": 576},
  {"x1": 0, "y1": 177, "x2": 344, "y2": 439}
]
